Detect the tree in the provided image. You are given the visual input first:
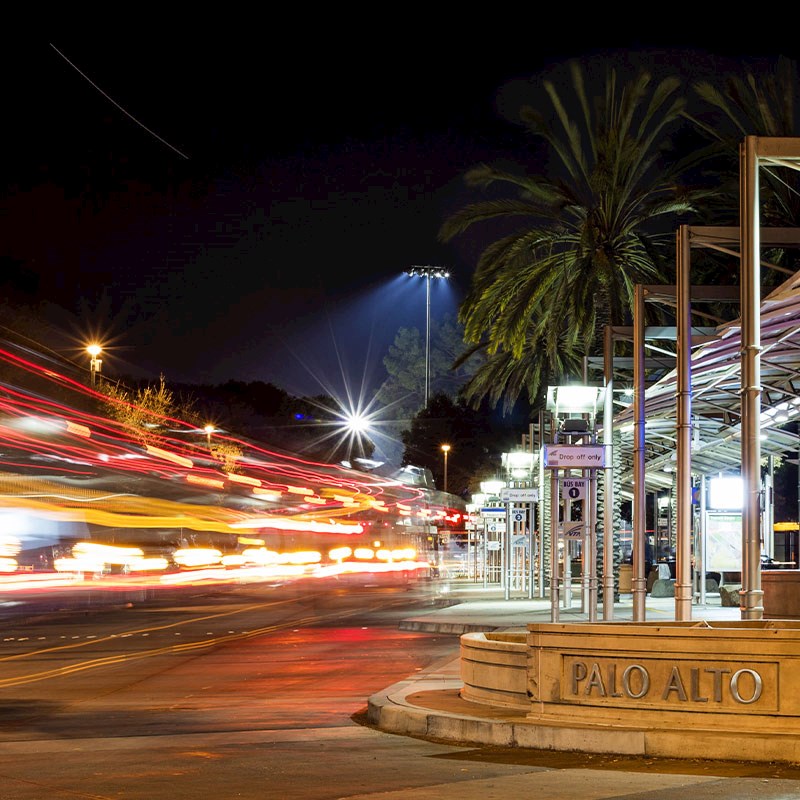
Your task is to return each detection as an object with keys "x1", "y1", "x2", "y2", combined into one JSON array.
[
  {"x1": 378, "y1": 313, "x2": 484, "y2": 414},
  {"x1": 686, "y1": 55, "x2": 800, "y2": 521},
  {"x1": 686, "y1": 55, "x2": 800, "y2": 285},
  {"x1": 379, "y1": 326, "x2": 426, "y2": 411},
  {"x1": 401, "y1": 392, "x2": 518, "y2": 498},
  {"x1": 439, "y1": 61, "x2": 702, "y2": 413},
  {"x1": 99, "y1": 374, "x2": 182, "y2": 446},
  {"x1": 100, "y1": 374, "x2": 246, "y2": 471},
  {"x1": 376, "y1": 314, "x2": 488, "y2": 468}
]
